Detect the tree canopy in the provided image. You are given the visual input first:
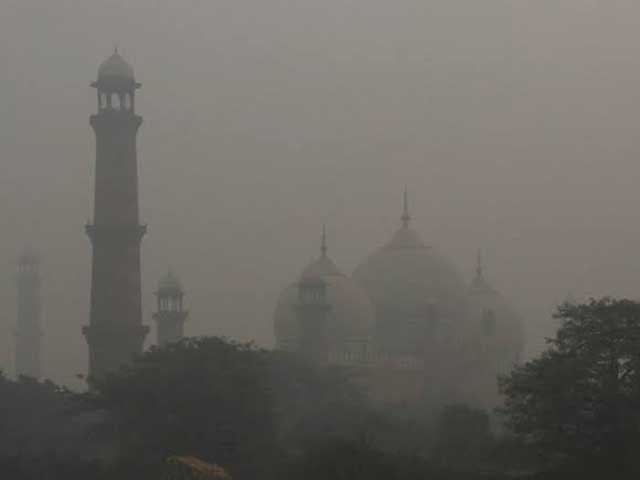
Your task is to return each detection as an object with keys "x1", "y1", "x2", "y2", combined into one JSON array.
[
  {"x1": 86, "y1": 336, "x2": 377, "y2": 479},
  {"x1": 87, "y1": 337, "x2": 277, "y2": 479},
  {"x1": 500, "y1": 297, "x2": 640, "y2": 474},
  {"x1": 0, "y1": 336, "x2": 515, "y2": 479}
]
